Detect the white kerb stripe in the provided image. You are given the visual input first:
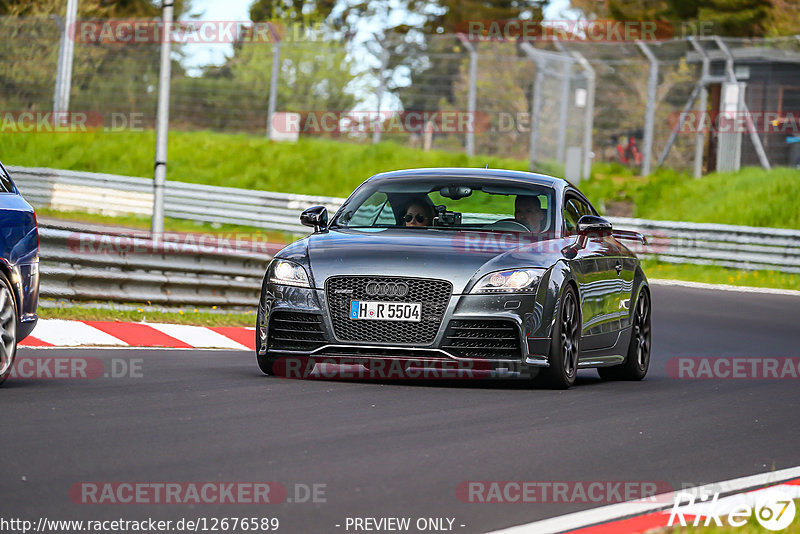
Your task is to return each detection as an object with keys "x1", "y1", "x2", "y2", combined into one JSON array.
[
  {"x1": 32, "y1": 319, "x2": 128, "y2": 347},
  {"x1": 650, "y1": 278, "x2": 800, "y2": 297},
  {"x1": 488, "y1": 465, "x2": 800, "y2": 534},
  {"x1": 146, "y1": 323, "x2": 250, "y2": 350}
]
